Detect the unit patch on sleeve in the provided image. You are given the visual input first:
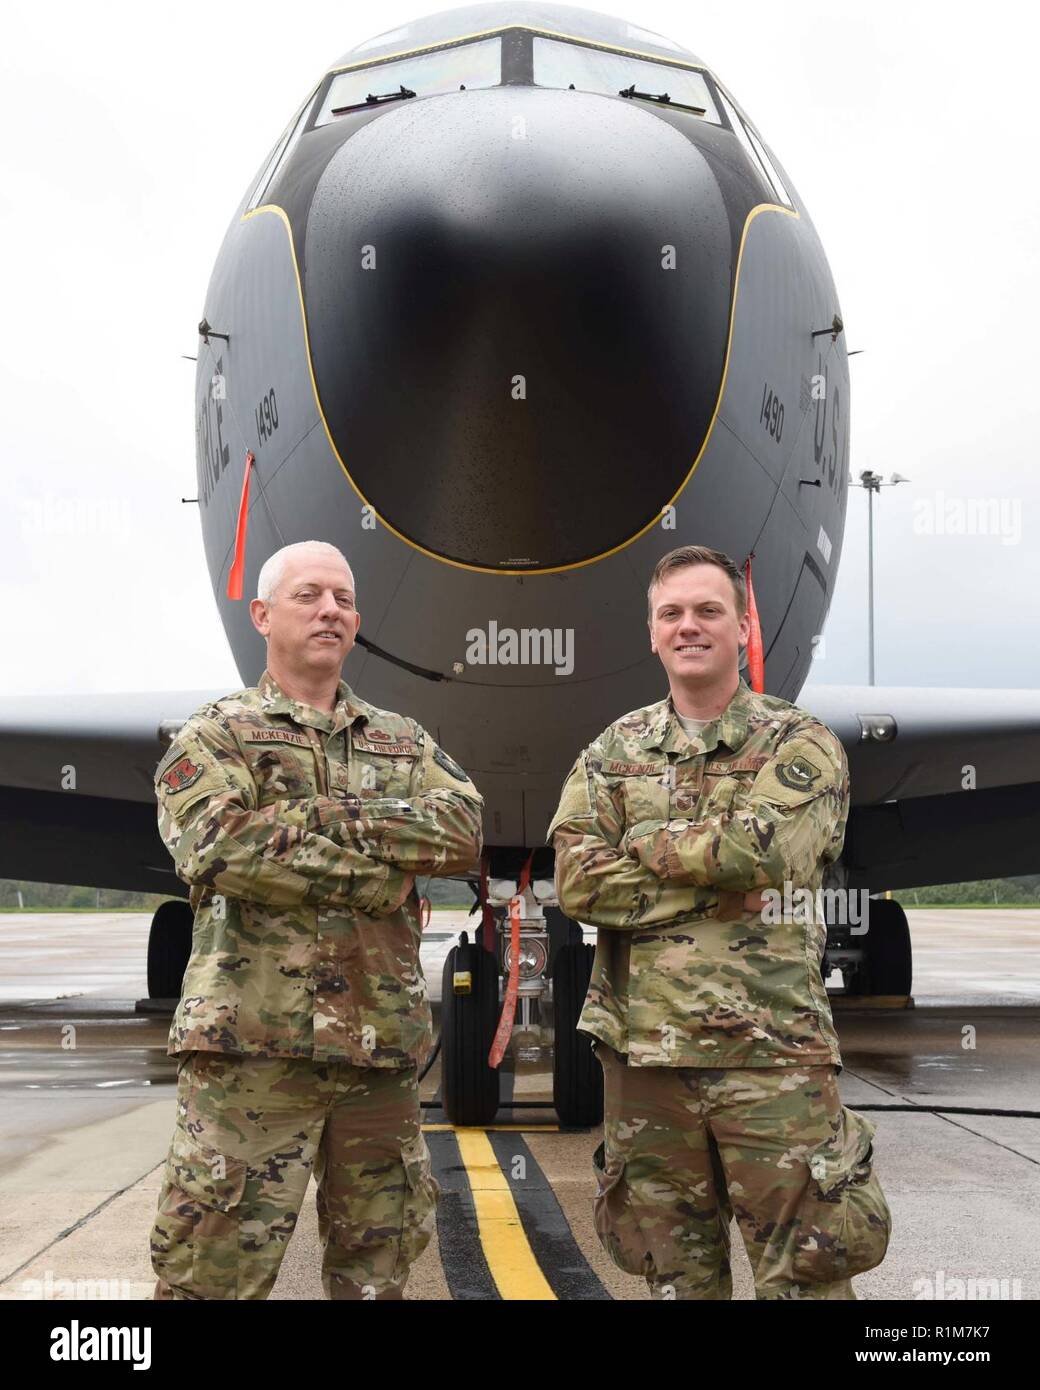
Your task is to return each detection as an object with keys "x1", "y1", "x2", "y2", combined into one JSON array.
[
  {"x1": 160, "y1": 756, "x2": 205, "y2": 794},
  {"x1": 433, "y1": 746, "x2": 469, "y2": 781},
  {"x1": 774, "y1": 755, "x2": 822, "y2": 792}
]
